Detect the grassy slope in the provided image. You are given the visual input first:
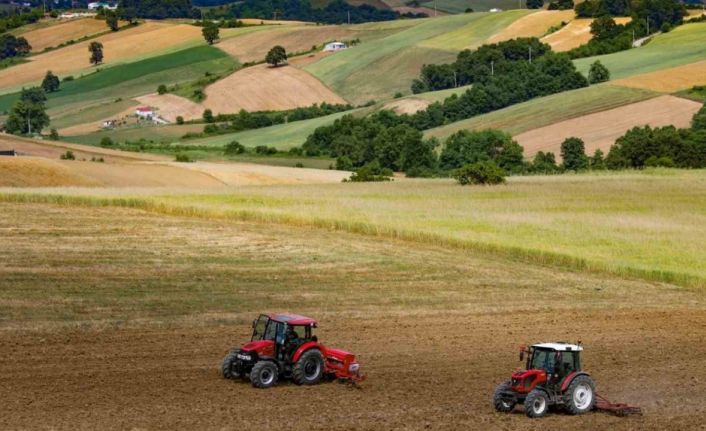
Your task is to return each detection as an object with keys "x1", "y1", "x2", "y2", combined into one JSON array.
[
  {"x1": 574, "y1": 21, "x2": 706, "y2": 80},
  {"x1": 419, "y1": 9, "x2": 530, "y2": 50},
  {"x1": 421, "y1": 0, "x2": 524, "y2": 13},
  {"x1": 305, "y1": 12, "x2": 527, "y2": 103},
  {"x1": 2, "y1": 170, "x2": 704, "y2": 287},
  {"x1": 425, "y1": 84, "x2": 658, "y2": 139},
  {"x1": 0, "y1": 46, "x2": 236, "y2": 131}
]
